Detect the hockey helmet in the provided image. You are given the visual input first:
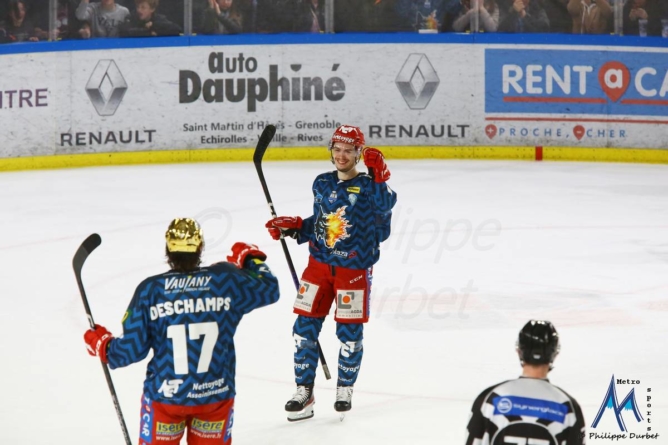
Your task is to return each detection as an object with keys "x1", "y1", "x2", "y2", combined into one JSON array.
[
  {"x1": 328, "y1": 125, "x2": 365, "y2": 164},
  {"x1": 166, "y1": 218, "x2": 203, "y2": 253},
  {"x1": 516, "y1": 320, "x2": 560, "y2": 365}
]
